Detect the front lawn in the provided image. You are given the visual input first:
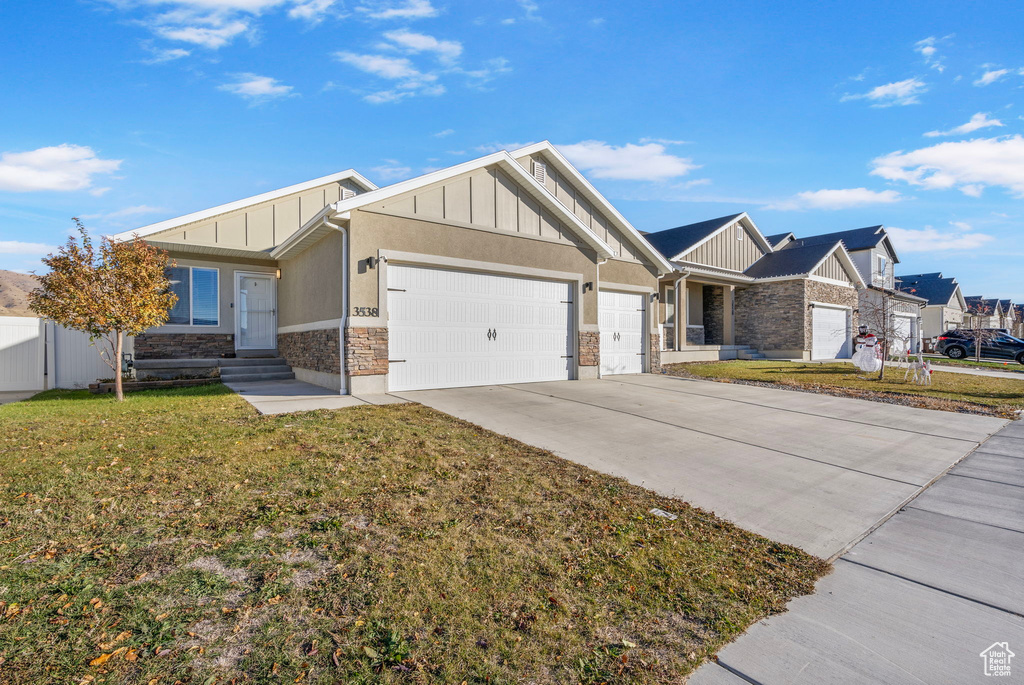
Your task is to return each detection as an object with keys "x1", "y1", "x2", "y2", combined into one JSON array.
[
  {"x1": 667, "y1": 361, "x2": 1024, "y2": 416},
  {"x1": 0, "y1": 387, "x2": 828, "y2": 684},
  {"x1": 924, "y1": 355, "x2": 1024, "y2": 373}
]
